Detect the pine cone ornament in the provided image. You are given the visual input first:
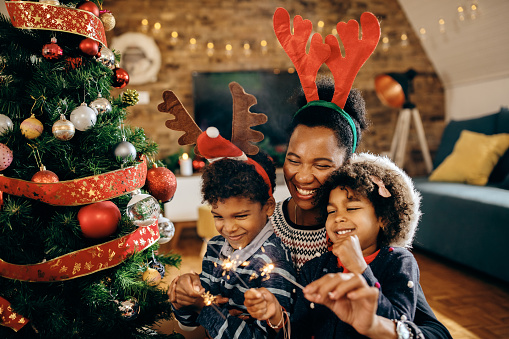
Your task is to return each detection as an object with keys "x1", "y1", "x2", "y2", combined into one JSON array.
[{"x1": 122, "y1": 89, "x2": 139, "y2": 106}]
